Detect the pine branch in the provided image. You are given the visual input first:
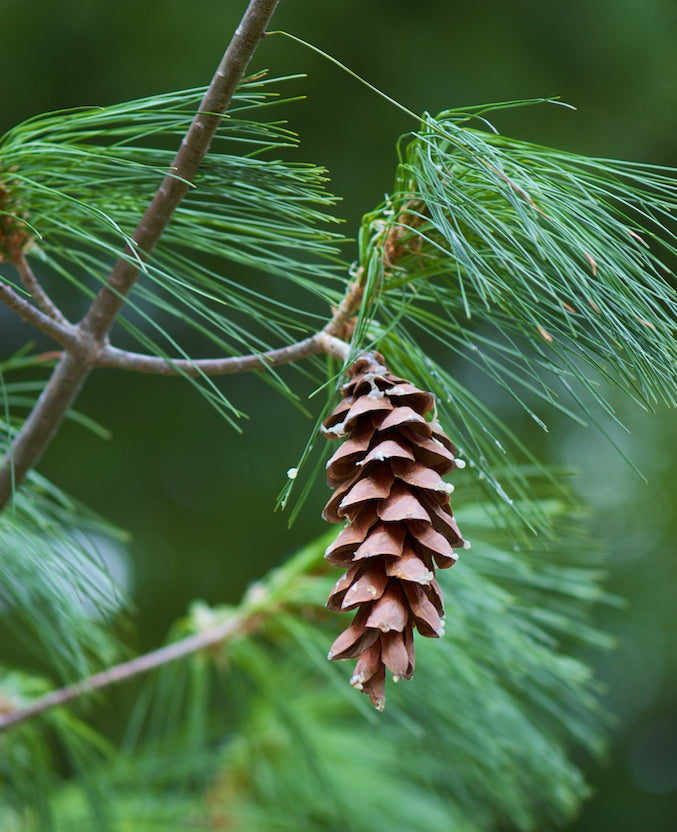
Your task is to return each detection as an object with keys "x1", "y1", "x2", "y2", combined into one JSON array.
[
  {"x1": 92, "y1": 281, "x2": 363, "y2": 375},
  {"x1": 0, "y1": 274, "x2": 359, "y2": 510},
  {"x1": 0, "y1": 0, "x2": 281, "y2": 510},
  {"x1": 0, "y1": 279, "x2": 80, "y2": 351},
  {"x1": 0, "y1": 329, "x2": 353, "y2": 511},
  {"x1": 0, "y1": 509, "x2": 125, "y2": 683},
  {"x1": 0, "y1": 352, "x2": 92, "y2": 509},
  {"x1": 0, "y1": 609, "x2": 250, "y2": 732},
  {"x1": 0, "y1": 492, "x2": 609, "y2": 829},
  {"x1": 14, "y1": 252, "x2": 70, "y2": 326},
  {"x1": 95, "y1": 332, "x2": 350, "y2": 375},
  {"x1": 0, "y1": 500, "x2": 337, "y2": 732}
]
